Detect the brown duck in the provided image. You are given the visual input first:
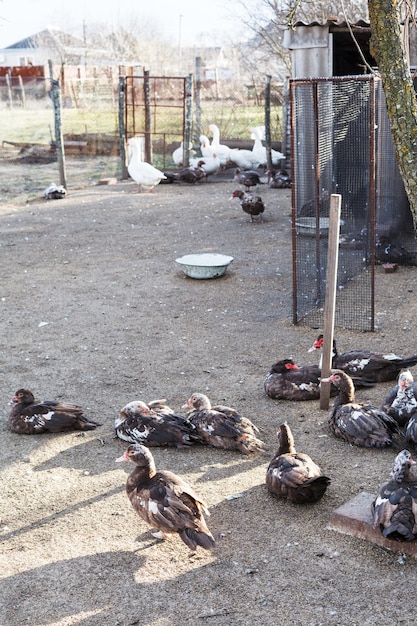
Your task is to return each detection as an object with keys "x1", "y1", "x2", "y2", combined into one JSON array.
[
  {"x1": 309, "y1": 334, "x2": 417, "y2": 383},
  {"x1": 264, "y1": 358, "x2": 373, "y2": 401},
  {"x1": 264, "y1": 358, "x2": 335, "y2": 401},
  {"x1": 322, "y1": 370, "x2": 402, "y2": 448},
  {"x1": 231, "y1": 189, "x2": 265, "y2": 222},
  {"x1": 372, "y1": 449, "x2": 417, "y2": 541},
  {"x1": 182, "y1": 392, "x2": 265, "y2": 454},
  {"x1": 115, "y1": 399, "x2": 200, "y2": 448},
  {"x1": 8, "y1": 389, "x2": 100, "y2": 434},
  {"x1": 266, "y1": 423, "x2": 330, "y2": 503},
  {"x1": 116, "y1": 444, "x2": 215, "y2": 551}
]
